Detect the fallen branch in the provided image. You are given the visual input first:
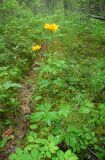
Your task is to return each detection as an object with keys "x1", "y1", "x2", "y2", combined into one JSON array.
[
  {"x1": 88, "y1": 148, "x2": 98, "y2": 159},
  {"x1": 90, "y1": 14, "x2": 105, "y2": 21}
]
